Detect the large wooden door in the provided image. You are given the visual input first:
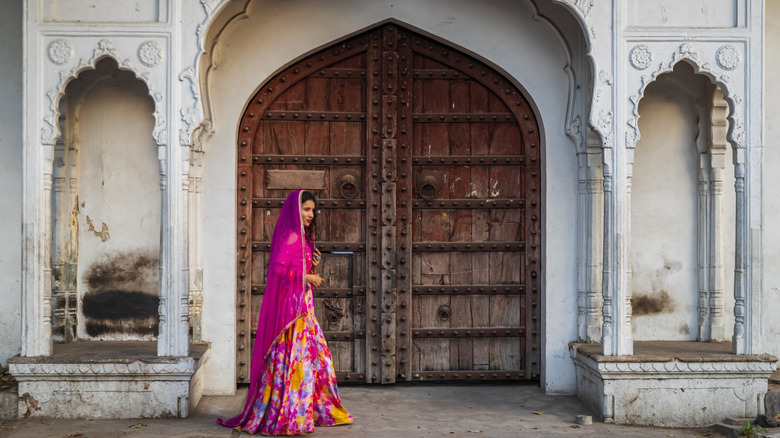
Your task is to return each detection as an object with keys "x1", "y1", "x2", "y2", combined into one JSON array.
[{"x1": 236, "y1": 23, "x2": 541, "y2": 384}]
